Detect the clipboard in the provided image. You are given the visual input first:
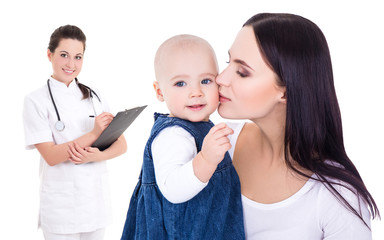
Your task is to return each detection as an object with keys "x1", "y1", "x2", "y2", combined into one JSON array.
[{"x1": 92, "y1": 105, "x2": 147, "y2": 151}]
